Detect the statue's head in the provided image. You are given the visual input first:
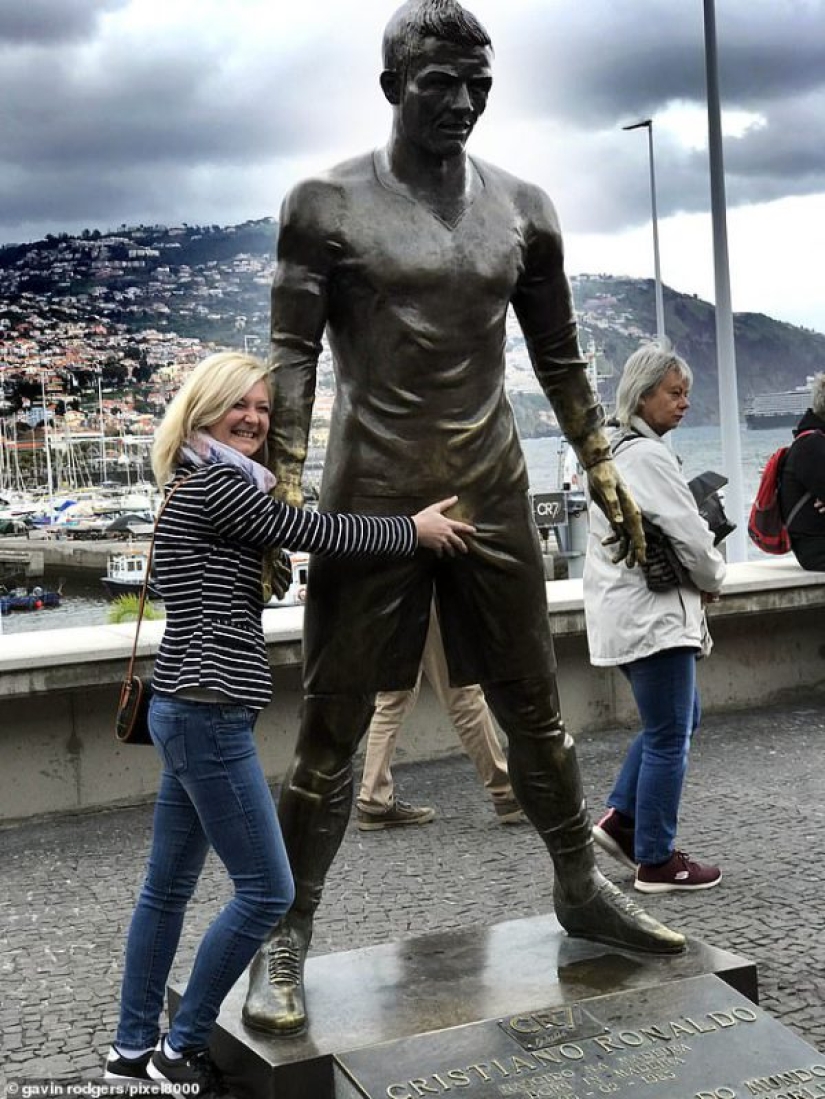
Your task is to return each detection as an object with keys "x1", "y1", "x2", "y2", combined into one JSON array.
[
  {"x1": 380, "y1": 0, "x2": 493, "y2": 157},
  {"x1": 382, "y1": 0, "x2": 492, "y2": 77}
]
